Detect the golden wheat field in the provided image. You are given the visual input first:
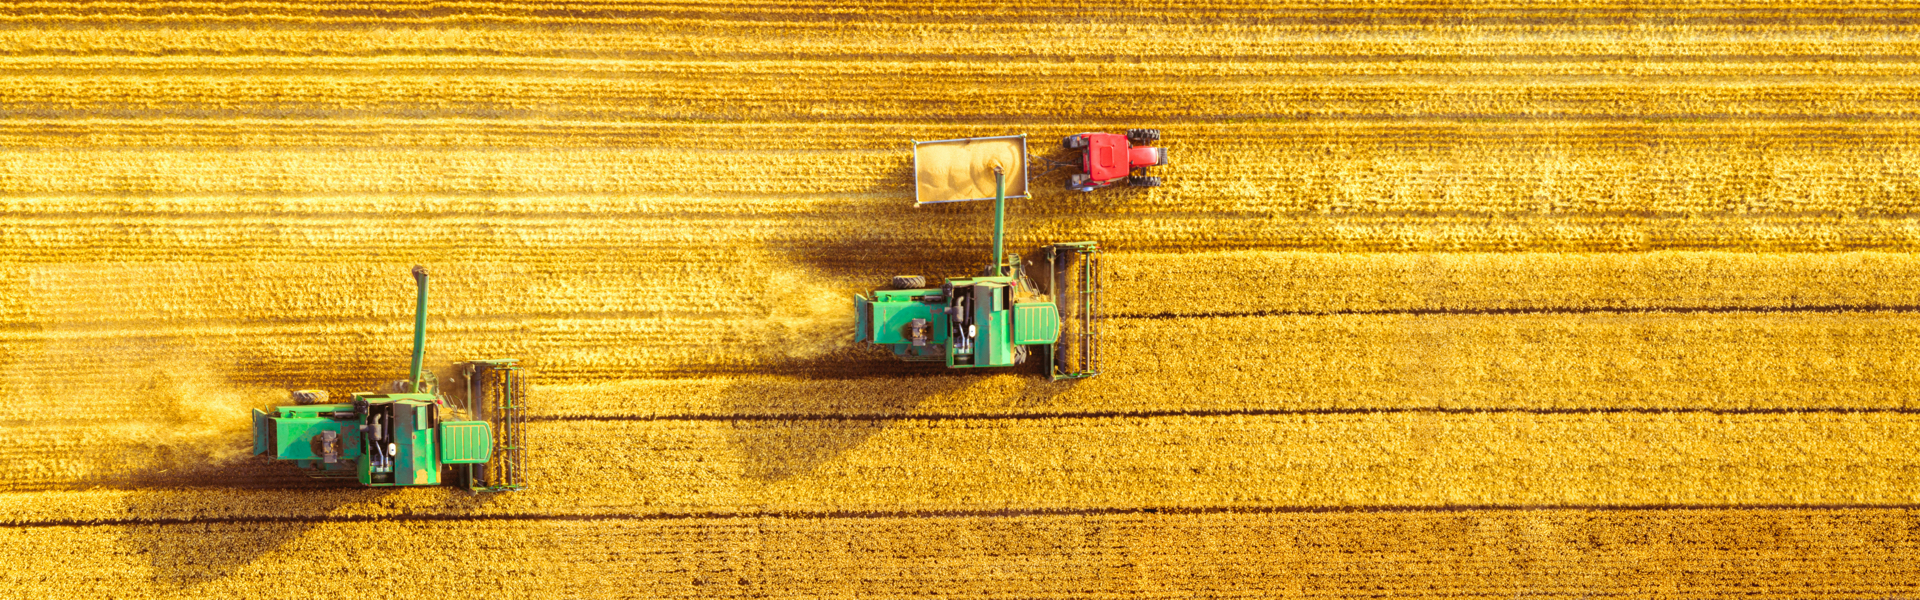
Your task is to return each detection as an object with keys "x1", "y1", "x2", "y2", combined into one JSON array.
[{"x1": 5, "y1": 0, "x2": 1920, "y2": 598}]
